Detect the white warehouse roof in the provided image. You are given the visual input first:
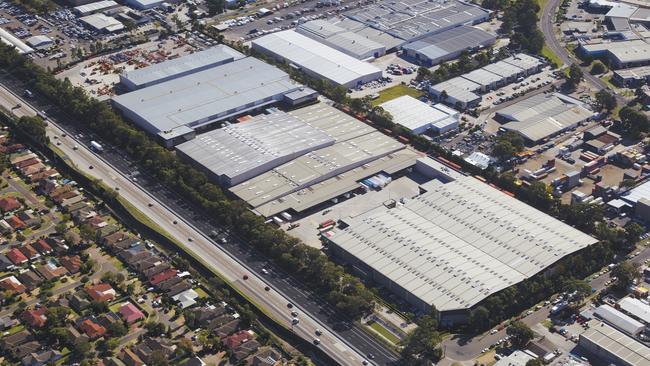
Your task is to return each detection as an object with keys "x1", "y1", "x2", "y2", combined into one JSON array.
[
  {"x1": 74, "y1": 0, "x2": 118, "y2": 15},
  {"x1": 251, "y1": 30, "x2": 383, "y2": 88},
  {"x1": 619, "y1": 297, "x2": 650, "y2": 325},
  {"x1": 120, "y1": 45, "x2": 245, "y2": 90},
  {"x1": 594, "y1": 305, "x2": 645, "y2": 335},
  {"x1": 112, "y1": 57, "x2": 301, "y2": 137},
  {"x1": 0, "y1": 28, "x2": 33, "y2": 54},
  {"x1": 80, "y1": 13, "x2": 124, "y2": 32},
  {"x1": 176, "y1": 111, "x2": 335, "y2": 186},
  {"x1": 380, "y1": 95, "x2": 458, "y2": 134},
  {"x1": 296, "y1": 20, "x2": 386, "y2": 59},
  {"x1": 580, "y1": 320, "x2": 650, "y2": 365},
  {"x1": 622, "y1": 180, "x2": 650, "y2": 205},
  {"x1": 327, "y1": 175, "x2": 597, "y2": 312}
]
